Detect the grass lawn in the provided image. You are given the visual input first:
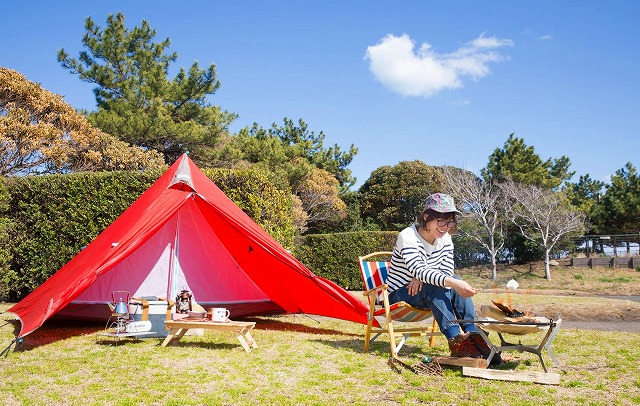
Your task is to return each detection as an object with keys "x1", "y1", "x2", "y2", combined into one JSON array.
[{"x1": 1, "y1": 264, "x2": 639, "y2": 405}]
